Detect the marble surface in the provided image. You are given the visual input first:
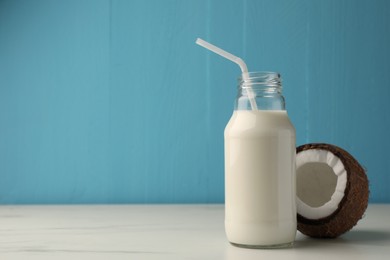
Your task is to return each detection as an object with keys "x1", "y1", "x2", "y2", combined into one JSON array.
[{"x1": 0, "y1": 204, "x2": 389, "y2": 259}]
